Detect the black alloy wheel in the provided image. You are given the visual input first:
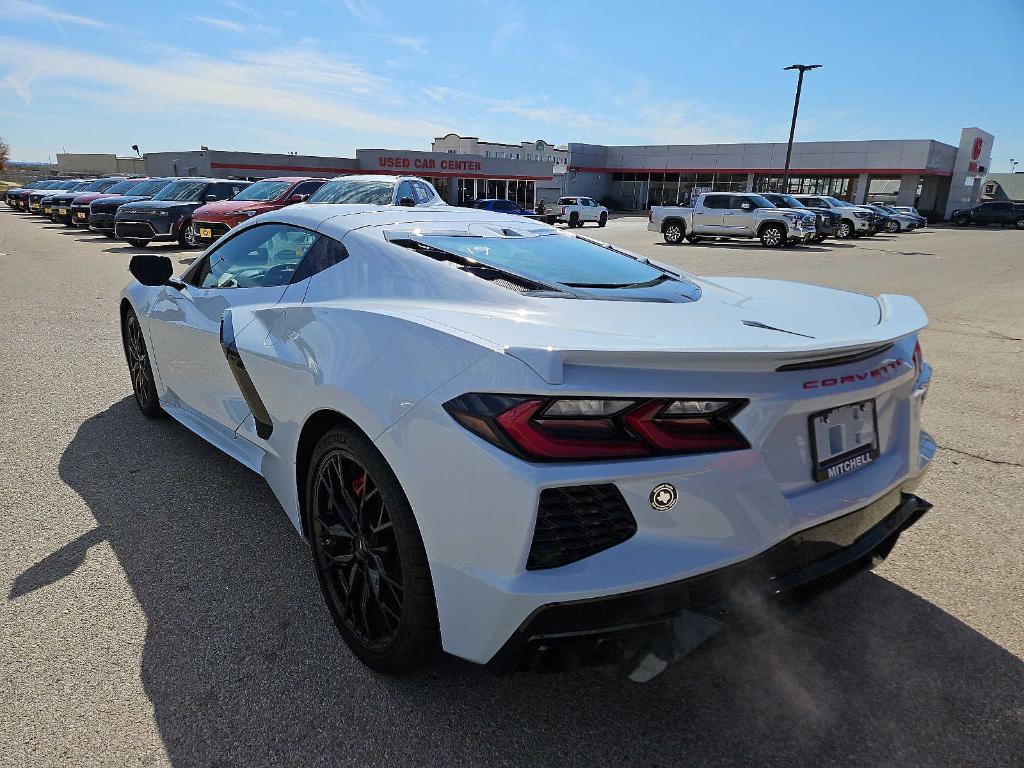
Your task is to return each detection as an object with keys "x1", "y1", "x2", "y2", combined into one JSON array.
[
  {"x1": 121, "y1": 308, "x2": 162, "y2": 417},
  {"x1": 953, "y1": 214, "x2": 970, "y2": 226},
  {"x1": 308, "y1": 426, "x2": 440, "y2": 673}
]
